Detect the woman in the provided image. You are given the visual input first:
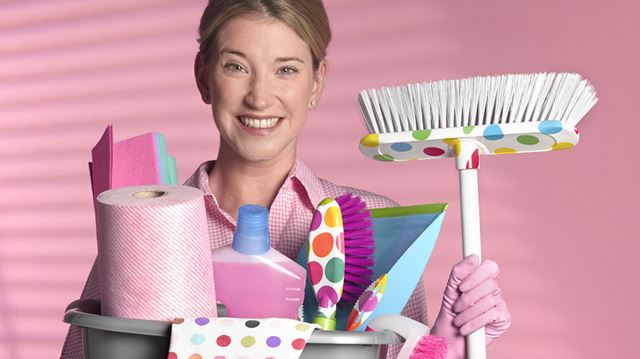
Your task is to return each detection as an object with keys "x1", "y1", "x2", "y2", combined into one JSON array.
[{"x1": 61, "y1": 1, "x2": 510, "y2": 358}]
